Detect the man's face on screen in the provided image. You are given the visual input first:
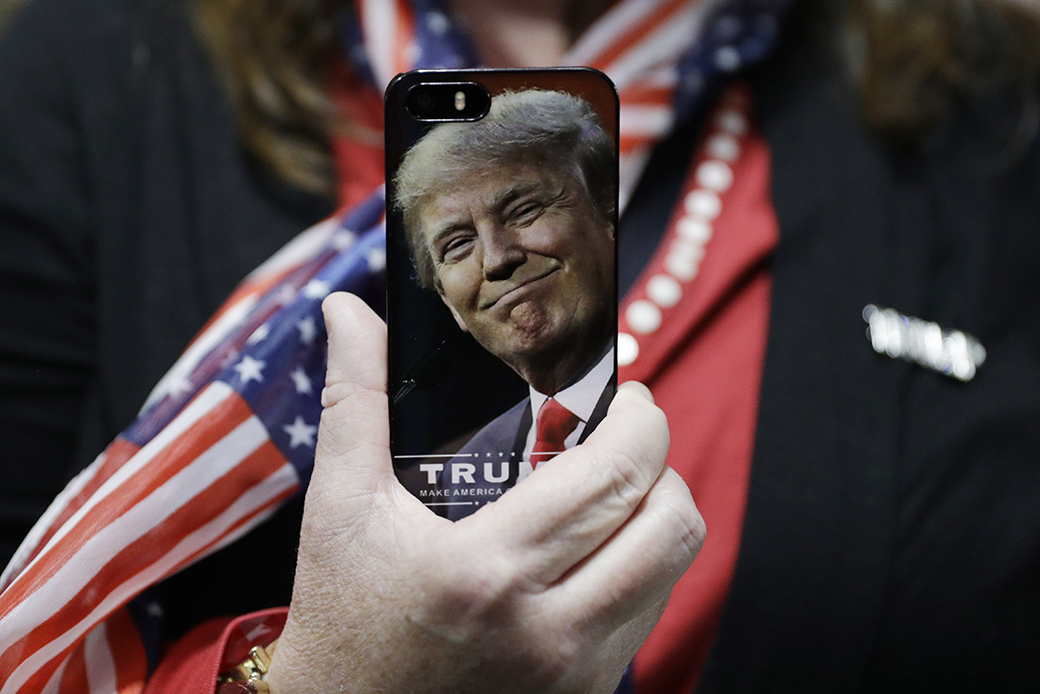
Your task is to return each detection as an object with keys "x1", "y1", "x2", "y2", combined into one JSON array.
[{"x1": 417, "y1": 159, "x2": 614, "y2": 389}]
